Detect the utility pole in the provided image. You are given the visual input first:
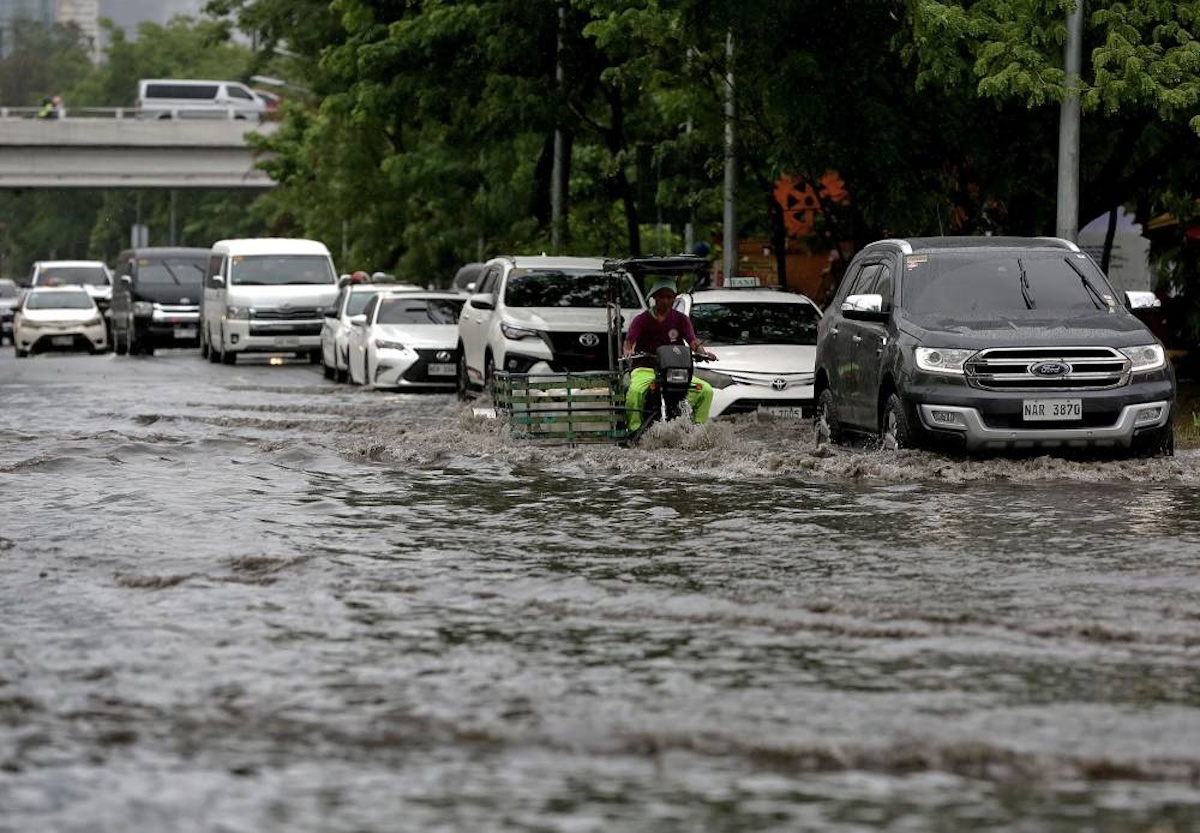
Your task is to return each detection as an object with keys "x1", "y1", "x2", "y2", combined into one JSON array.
[
  {"x1": 722, "y1": 30, "x2": 736, "y2": 284},
  {"x1": 1056, "y1": 2, "x2": 1083, "y2": 242},
  {"x1": 551, "y1": 1, "x2": 567, "y2": 253}
]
